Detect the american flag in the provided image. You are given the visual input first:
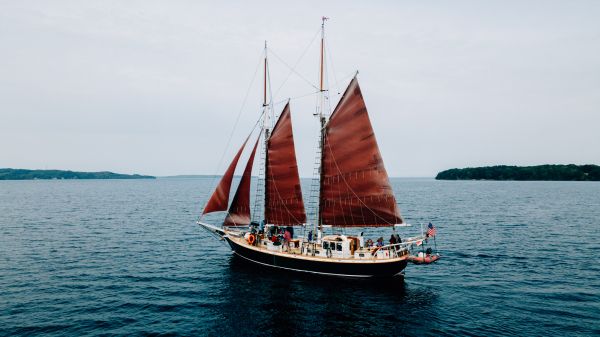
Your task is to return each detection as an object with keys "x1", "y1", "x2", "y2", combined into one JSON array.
[{"x1": 427, "y1": 222, "x2": 437, "y2": 237}]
